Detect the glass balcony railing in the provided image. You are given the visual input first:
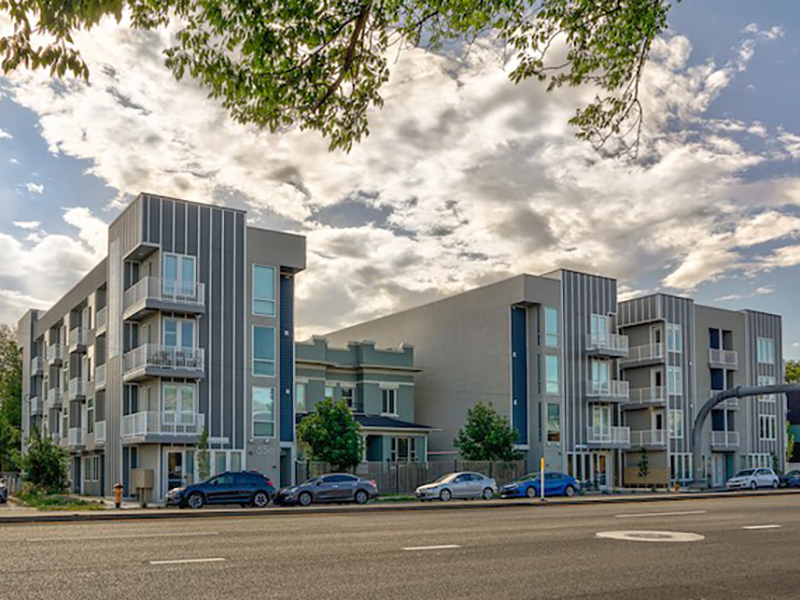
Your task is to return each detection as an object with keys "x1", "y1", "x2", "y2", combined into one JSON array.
[{"x1": 121, "y1": 411, "x2": 205, "y2": 438}]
